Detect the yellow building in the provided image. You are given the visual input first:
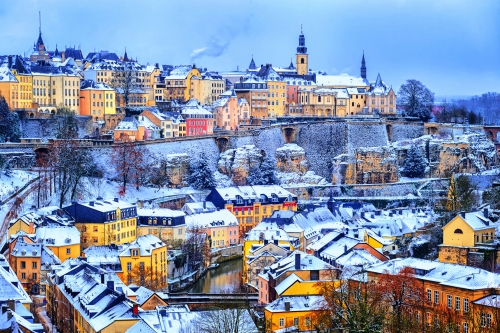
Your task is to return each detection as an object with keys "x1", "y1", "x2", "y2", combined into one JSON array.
[
  {"x1": 164, "y1": 65, "x2": 201, "y2": 102},
  {"x1": 191, "y1": 72, "x2": 226, "y2": 104},
  {"x1": 265, "y1": 295, "x2": 324, "y2": 332},
  {"x1": 64, "y1": 198, "x2": 138, "y2": 247},
  {"x1": 136, "y1": 208, "x2": 186, "y2": 243},
  {"x1": 0, "y1": 59, "x2": 19, "y2": 109},
  {"x1": 35, "y1": 225, "x2": 81, "y2": 263},
  {"x1": 120, "y1": 234, "x2": 167, "y2": 286},
  {"x1": 8, "y1": 212, "x2": 41, "y2": 238},
  {"x1": 30, "y1": 66, "x2": 81, "y2": 114},
  {"x1": 366, "y1": 73, "x2": 397, "y2": 115},
  {"x1": 11, "y1": 70, "x2": 32, "y2": 110},
  {"x1": 438, "y1": 209, "x2": 497, "y2": 268}
]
